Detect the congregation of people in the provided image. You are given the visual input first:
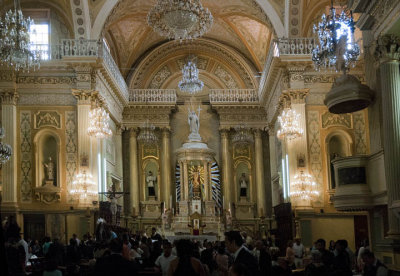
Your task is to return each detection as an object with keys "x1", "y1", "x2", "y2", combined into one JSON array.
[{"x1": 2, "y1": 216, "x2": 388, "y2": 276}]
